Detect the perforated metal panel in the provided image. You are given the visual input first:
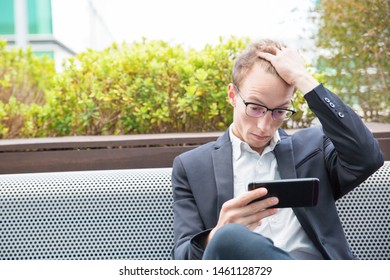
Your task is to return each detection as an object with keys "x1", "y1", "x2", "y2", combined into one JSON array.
[
  {"x1": 336, "y1": 162, "x2": 389, "y2": 260},
  {"x1": 1, "y1": 164, "x2": 389, "y2": 260},
  {"x1": 1, "y1": 168, "x2": 174, "y2": 260}
]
